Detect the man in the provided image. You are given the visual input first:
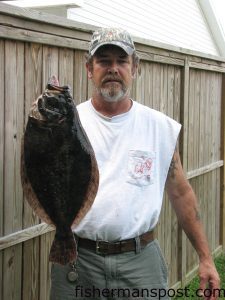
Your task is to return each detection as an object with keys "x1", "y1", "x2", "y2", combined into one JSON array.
[{"x1": 50, "y1": 28, "x2": 220, "y2": 299}]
